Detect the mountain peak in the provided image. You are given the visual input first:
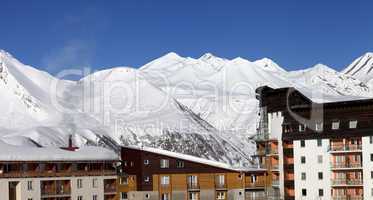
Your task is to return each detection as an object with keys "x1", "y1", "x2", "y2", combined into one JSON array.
[
  {"x1": 231, "y1": 57, "x2": 250, "y2": 64},
  {"x1": 254, "y1": 57, "x2": 286, "y2": 72},
  {"x1": 199, "y1": 53, "x2": 218, "y2": 60},
  {"x1": 162, "y1": 52, "x2": 182, "y2": 60},
  {"x1": 0, "y1": 49, "x2": 13, "y2": 59},
  {"x1": 342, "y1": 52, "x2": 373, "y2": 82},
  {"x1": 310, "y1": 63, "x2": 335, "y2": 72},
  {"x1": 363, "y1": 52, "x2": 373, "y2": 58}
]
